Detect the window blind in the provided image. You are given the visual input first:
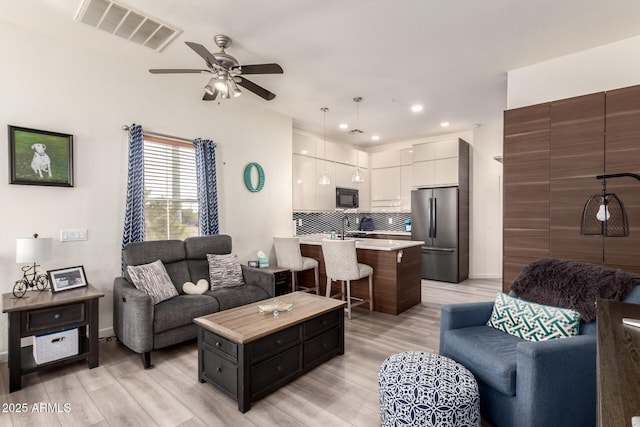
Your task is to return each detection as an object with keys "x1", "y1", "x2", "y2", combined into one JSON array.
[{"x1": 143, "y1": 139, "x2": 199, "y2": 240}]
